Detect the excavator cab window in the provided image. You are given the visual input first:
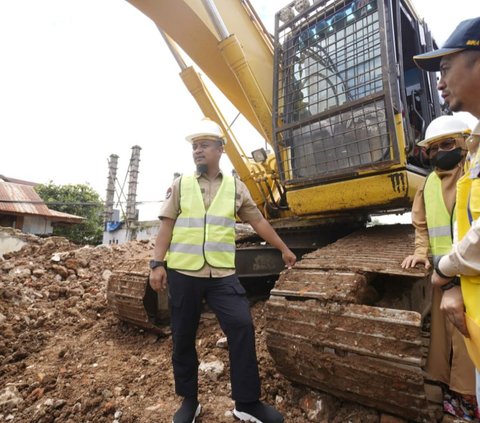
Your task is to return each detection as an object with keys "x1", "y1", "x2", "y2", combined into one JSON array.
[
  {"x1": 274, "y1": 0, "x2": 393, "y2": 184},
  {"x1": 273, "y1": 0, "x2": 440, "y2": 184}
]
